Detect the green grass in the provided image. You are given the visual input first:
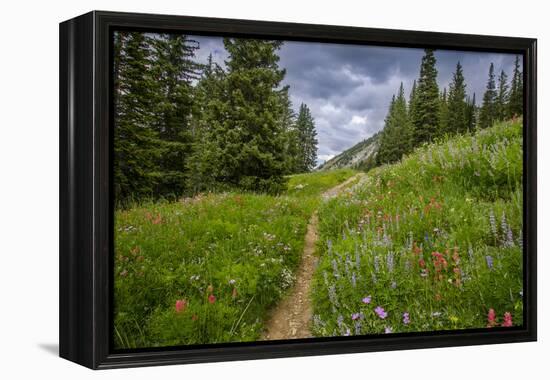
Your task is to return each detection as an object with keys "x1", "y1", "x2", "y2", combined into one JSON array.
[
  {"x1": 114, "y1": 169, "x2": 356, "y2": 348},
  {"x1": 311, "y1": 120, "x2": 523, "y2": 336}
]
